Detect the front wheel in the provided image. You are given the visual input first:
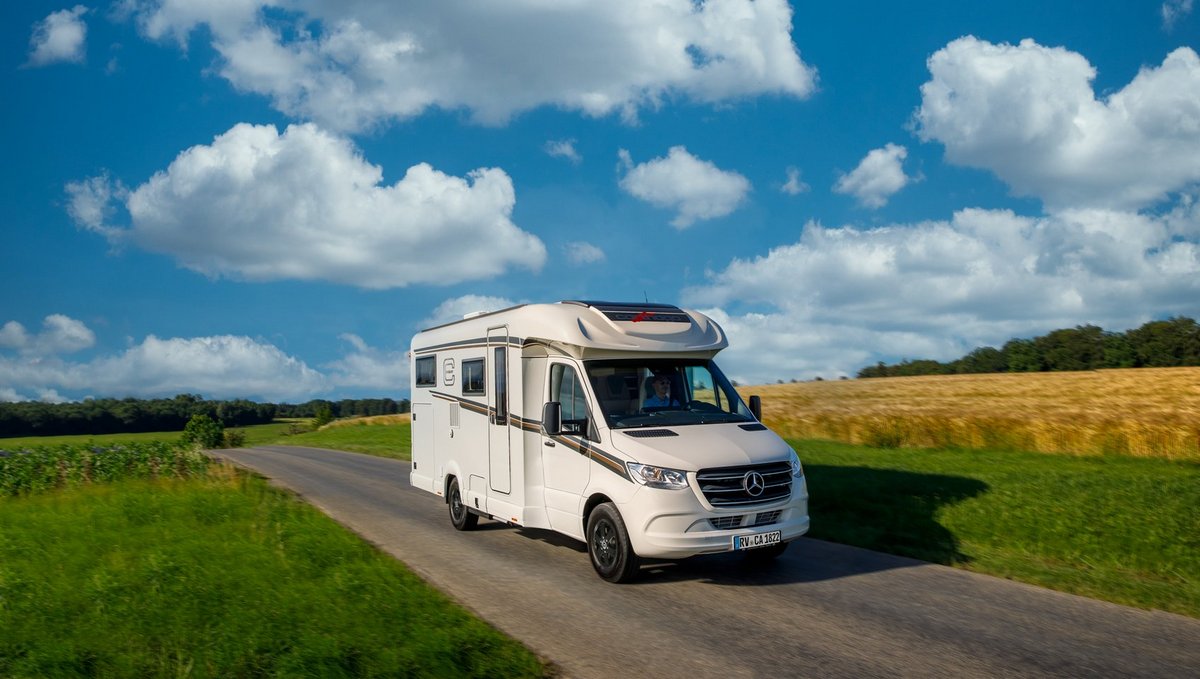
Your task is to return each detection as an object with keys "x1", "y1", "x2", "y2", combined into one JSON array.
[
  {"x1": 587, "y1": 503, "x2": 641, "y2": 583},
  {"x1": 448, "y1": 477, "x2": 478, "y2": 531}
]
